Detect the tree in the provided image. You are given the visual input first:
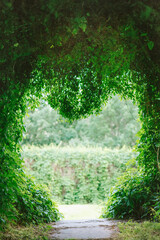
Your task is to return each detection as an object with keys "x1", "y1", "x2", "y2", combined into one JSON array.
[
  {"x1": 23, "y1": 95, "x2": 140, "y2": 147},
  {"x1": 0, "y1": 0, "x2": 160, "y2": 224}
]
